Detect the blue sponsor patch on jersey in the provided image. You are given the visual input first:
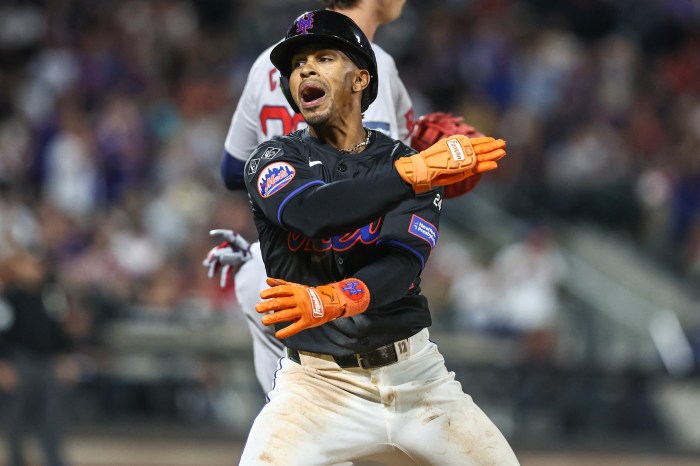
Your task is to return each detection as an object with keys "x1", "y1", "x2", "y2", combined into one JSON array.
[
  {"x1": 258, "y1": 162, "x2": 296, "y2": 198},
  {"x1": 408, "y1": 214, "x2": 438, "y2": 249}
]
